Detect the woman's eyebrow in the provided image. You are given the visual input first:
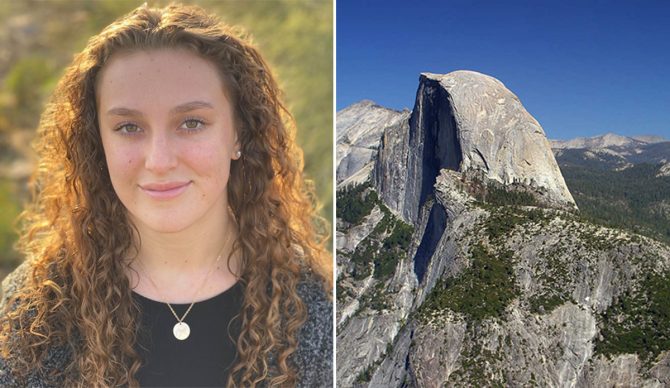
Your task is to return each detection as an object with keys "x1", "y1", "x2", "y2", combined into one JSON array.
[
  {"x1": 170, "y1": 101, "x2": 214, "y2": 114},
  {"x1": 106, "y1": 107, "x2": 143, "y2": 117},
  {"x1": 105, "y1": 101, "x2": 214, "y2": 117}
]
